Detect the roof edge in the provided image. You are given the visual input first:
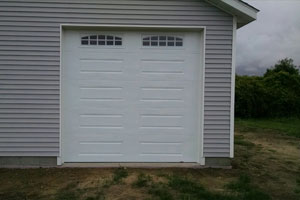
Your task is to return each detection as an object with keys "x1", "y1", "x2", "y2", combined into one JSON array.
[{"x1": 205, "y1": 0, "x2": 259, "y2": 28}]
